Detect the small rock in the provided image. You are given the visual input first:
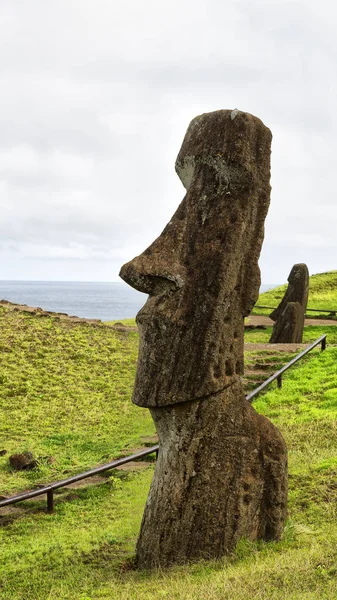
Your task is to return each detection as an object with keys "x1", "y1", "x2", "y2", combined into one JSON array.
[
  {"x1": 0, "y1": 449, "x2": 7, "y2": 456},
  {"x1": 9, "y1": 452, "x2": 37, "y2": 471}
]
